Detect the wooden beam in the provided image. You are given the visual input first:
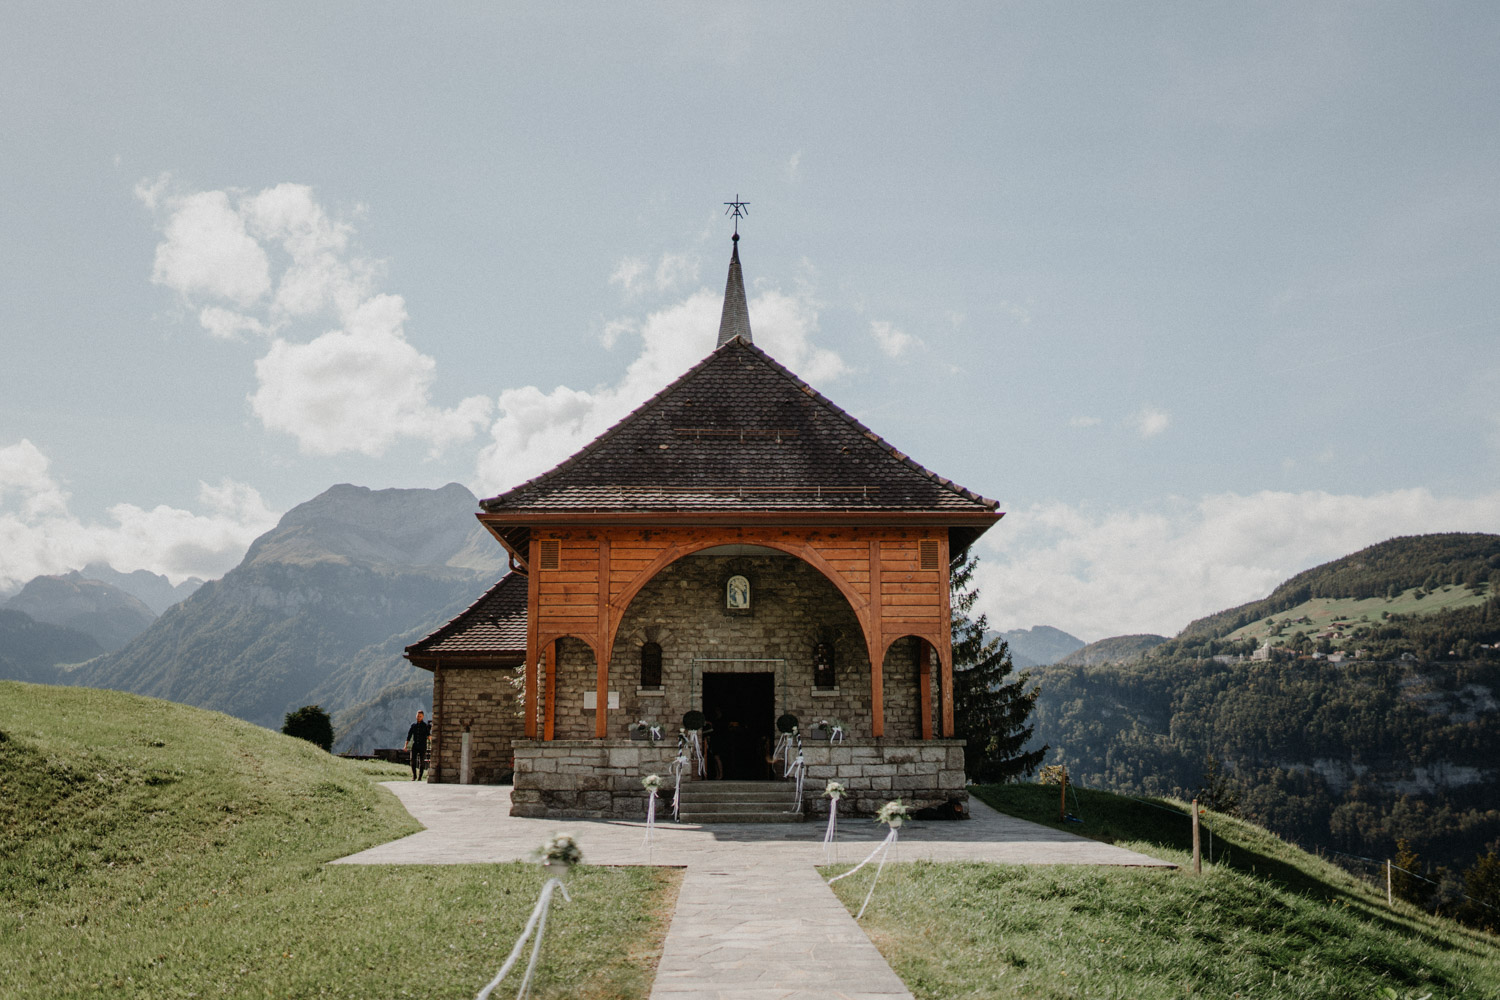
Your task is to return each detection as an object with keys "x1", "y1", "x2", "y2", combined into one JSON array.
[
  {"x1": 869, "y1": 538, "x2": 884, "y2": 738},
  {"x1": 524, "y1": 541, "x2": 539, "y2": 739},
  {"x1": 595, "y1": 536, "x2": 611, "y2": 738},
  {"x1": 543, "y1": 639, "x2": 556, "y2": 741},
  {"x1": 938, "y1": 532, "x2": 955, "y2": 737},
  {"x1": 918, "y1": 640, "x2": 933, "y2": 740}
]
